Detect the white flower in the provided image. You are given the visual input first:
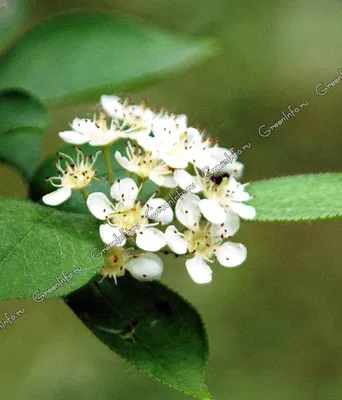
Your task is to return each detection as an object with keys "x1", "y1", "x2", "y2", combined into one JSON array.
[
  {"x1": 101, "y1": 247, "x2": 163, "y2": 283},
  {"x1": 59, "y1": 114, "x2": 133, "y2": 147},
  {"x1": 165, "y1": 194, "x2": 247, "y2": 284},
  {"x1": 138, "y1": 122, "x2": 213, "y2": 170},
  {"x1": 100, "y1": 95, "x2": 125, "y2": 120},
  {"x1": 115, "y1": 141, "x2": 177, "y2": 188},
  {"x1": 206, "y1": 145, "x2": 244, "y2": 179},
  {"x1": 42, "y1": 148, "x2": 101, "y2": 206},
  {"x1": 101, "y1": 95, "x2": 155, "y2": 137},
  {"x1": 174, "y1": 170, "x2": 255, "y2": 225},
  {"x1": 87, "y1": 177, "x2": 170, "y2": 251}
]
